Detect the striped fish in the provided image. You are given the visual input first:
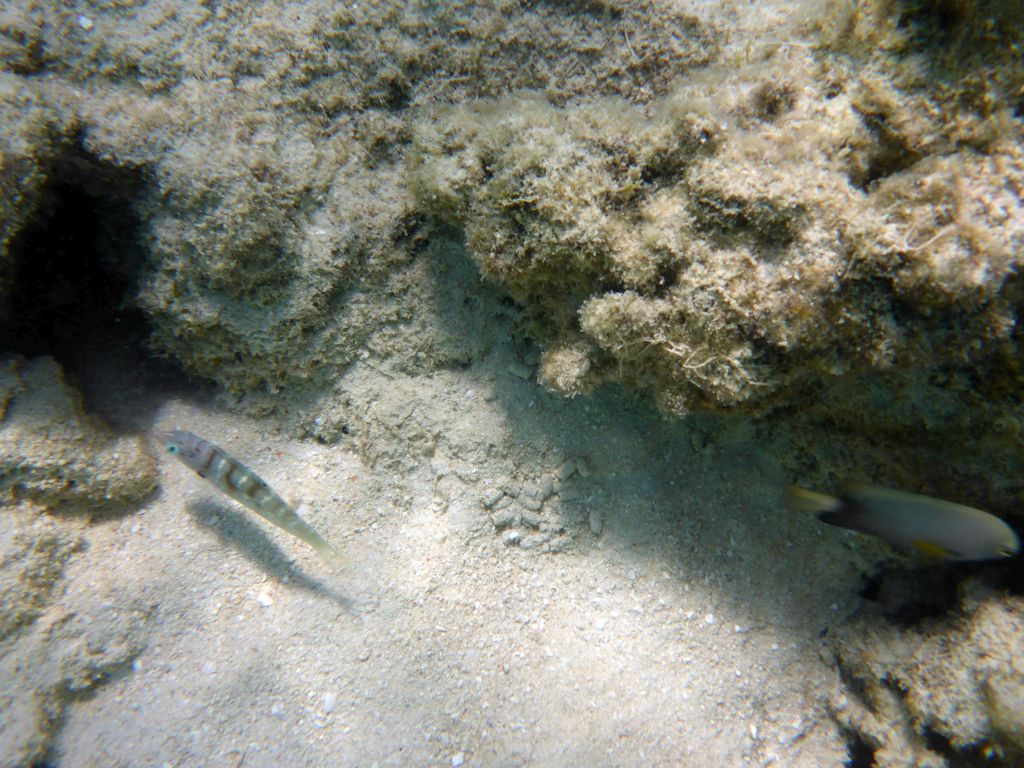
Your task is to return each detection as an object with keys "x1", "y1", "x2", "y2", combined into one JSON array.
[{"x1": 156, "y1": 429, "x2": 347, "y2": 568}]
